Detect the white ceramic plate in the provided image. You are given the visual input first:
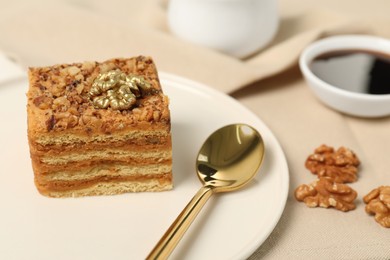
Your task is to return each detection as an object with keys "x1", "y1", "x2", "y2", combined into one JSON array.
[{"x1": 0, "y1": 72, "x2": 289, "y2": 260}]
